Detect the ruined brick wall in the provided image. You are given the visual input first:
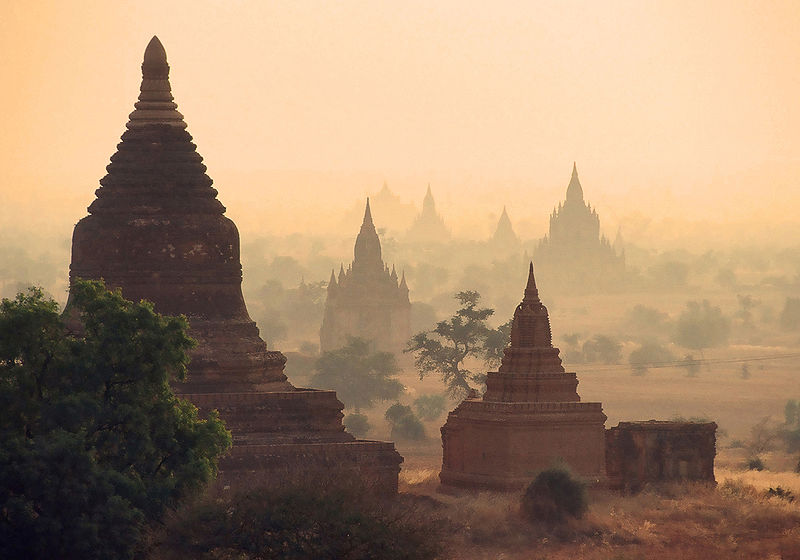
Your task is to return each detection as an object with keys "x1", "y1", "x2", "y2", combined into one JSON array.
[{"x1": 605, "y1": 421, "x2": 717, "y2": 492}]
